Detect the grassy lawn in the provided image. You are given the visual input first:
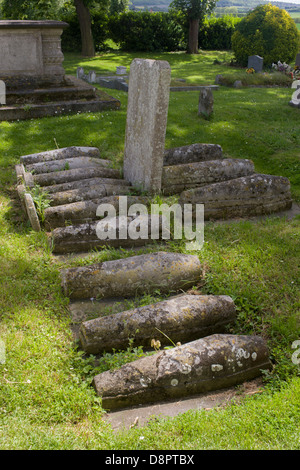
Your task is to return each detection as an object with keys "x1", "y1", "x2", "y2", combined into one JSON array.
[{"x1": 0, "y1": 50, "x2": 299, "y2": 450}]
